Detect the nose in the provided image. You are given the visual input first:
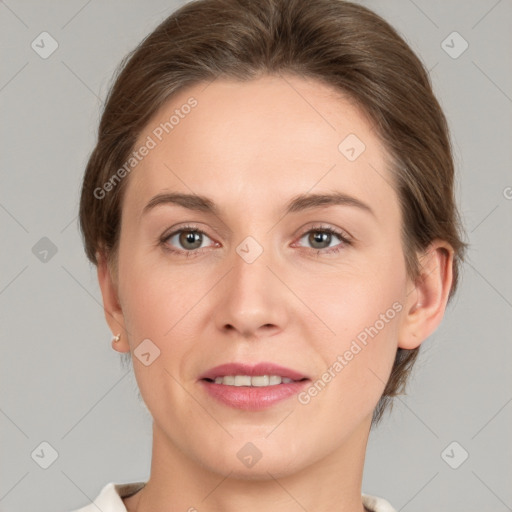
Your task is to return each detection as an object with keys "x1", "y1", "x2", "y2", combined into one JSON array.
[{"x1": 213, "y1": 240, "x2": 288, "y2": 340}]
